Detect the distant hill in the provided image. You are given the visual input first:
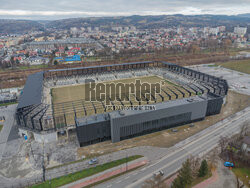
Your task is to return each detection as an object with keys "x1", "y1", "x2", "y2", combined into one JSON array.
[
  {"x1": 0, "y1": 19, "x2": 44, "y2": 34},
  {"x1": 45, "y1": 14, "x2": 250, "y2": 30},
  {"x1": 237, "y1": 13, "x2": 250, "y2": 18},
  {"x1": 1, "y1": 14, "x2": 250, "y2": 34}
]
